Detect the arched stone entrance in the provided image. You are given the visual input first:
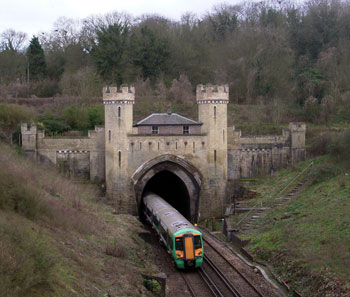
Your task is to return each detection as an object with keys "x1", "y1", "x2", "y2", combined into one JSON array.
[{"x1": 131, "y1": 154, "x2": 202, "y2": 222}]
